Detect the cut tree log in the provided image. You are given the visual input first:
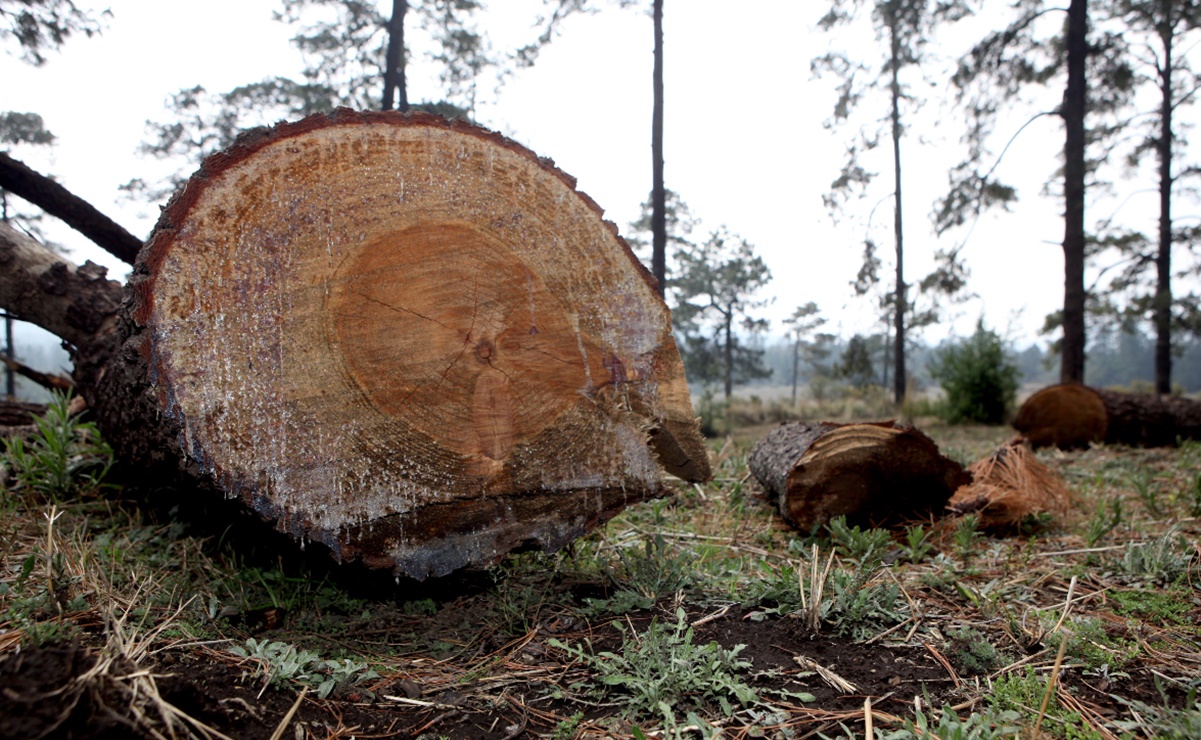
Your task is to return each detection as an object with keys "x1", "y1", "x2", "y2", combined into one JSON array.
[
  {"x1": 8, "y1": 109, "x2": 711, "y2": 579},
  {"x1": 748, "y1": 420, "x2": 969, "y2": 532},
  {"x1": 1013, "y1": 383, "x2": 1201, "y2": 449}
]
